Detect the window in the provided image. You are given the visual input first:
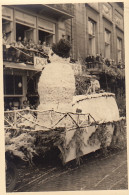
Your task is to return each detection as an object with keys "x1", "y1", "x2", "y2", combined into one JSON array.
[
  {"x1": 15, "y1": 10, "x2": 36, "y2": 42},
  {"x1": 105, "y1": 29, "x2": 111, "y2": 59},
  {"x1": 117, "y1": 37, "x2": 122, "y2": 62},
  {"x1": 88, "y1": 19, "x2": 95, "y2": 36},
  {"x1": 38, "y1": 30, "x2": 54, "y2": 46},
  {"x1": 16, "y1": 23, "x2": 34, "y2": 42},
  {"x1": 38, "y1": 18, "x2": 55, "y2": 45},
  {"x1": 67, "y1": 35, "x2": 71, "y2": 42},
  {"x1": 4, "y1": 75, "x2": 23, "y2": 95},
  {"x1": 88, "y1": 19, "x2": 96, "y2": 55}
]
